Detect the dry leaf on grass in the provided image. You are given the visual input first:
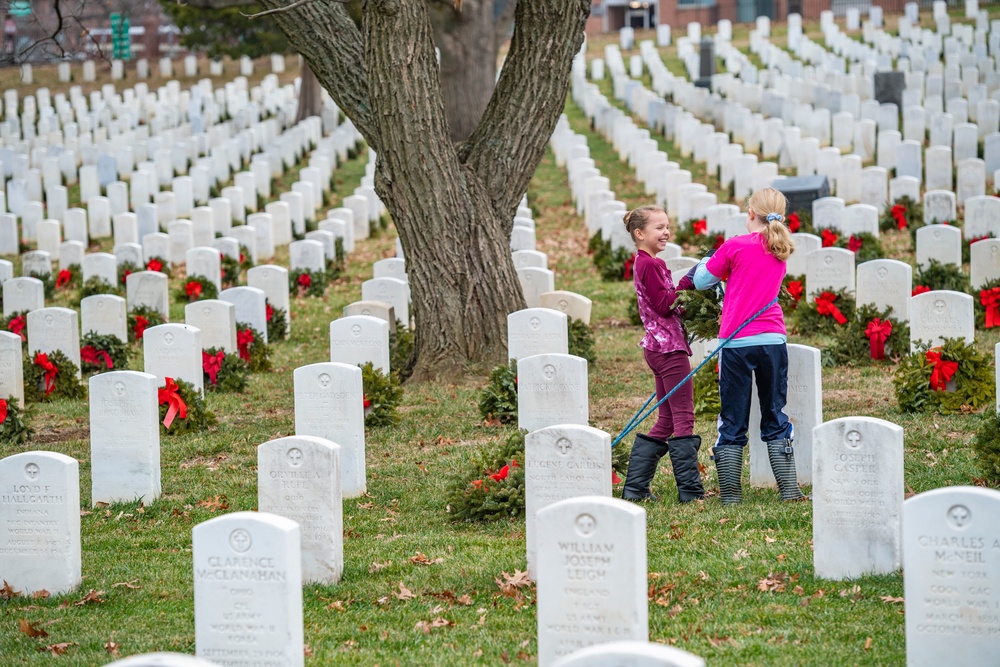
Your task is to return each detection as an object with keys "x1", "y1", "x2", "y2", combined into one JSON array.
[
  {"x1": 75, "y1": 589, "x2": 105, "y2": 606},
  {"x1": 303, "y1": 644, "x2": 314, "y2": 657},
  {"x1": 104, "y1": 641, "x2": 120, "y2": 657},
  {"x1": 880, "y1": 595, "x2": 905, "y2": 603},
  {"x1": 368, "y1": 561, "x2": 391, "y2": 573},
  {"x1": 31, "y1": 589, "x2": 50, "y2": 599},
  {"x1": 1, "y1": 580, "x2": 21, "y2": 599},
  {"x1": 394, "y1": 582, "x2": 416, "y2": 601},
  {"x1": 764, "y1": 536, "x2": 777, "y2": 544},
  {"x1": 358, "y1": 502, "x2": 375, "y2": 510},
  {"x1": 410, "y1": 552, "x2": 444, "y2": 566},
  {"x1": 415, "y1": 617, "x2": 454, "y2": 633},
  {"x1": 757, "y1": 572, "x2": 791, "y2": 593},
  {"x1": 495, "y1": 570, "x2": 532, "y2": 595},
  {"x1": 112, "y1": 580, "x2": 141, "y2": 590},
  {"x1": 733, "y1": 548, "x2": 750, "y2": 560},
  {"x1": 19, "y1": 619, "x2": 48, "y2": 638},
  {"x1": 196, "y1": 495, "x2": 230, "y2": 512},
  {"x1": 864, "y1": 637, "x2": 873, "y2": 650},
  {"x1": 456, "y1": 594, "x2": 473, "y2": 605},
  {"x1": 38, "y1": 642, "x2": 76, "y2": 656}
]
